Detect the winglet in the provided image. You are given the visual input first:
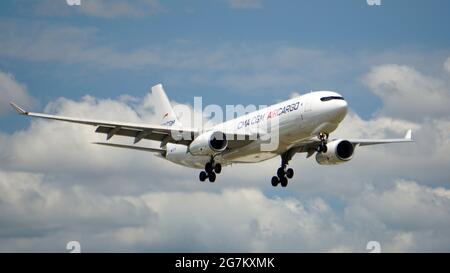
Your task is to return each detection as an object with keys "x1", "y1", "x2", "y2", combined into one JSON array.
[
  {"x1": 9, "y1": 102, "x2": 28, "y2": 115},
  {"x1": 404, "y1": 129, "x2": 412, "y2": 140}
]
